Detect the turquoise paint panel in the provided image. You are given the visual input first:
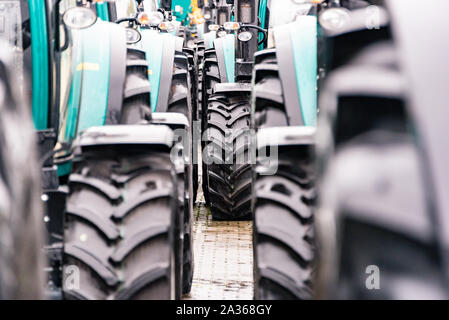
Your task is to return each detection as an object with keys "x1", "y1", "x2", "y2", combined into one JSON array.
[
  {"x1": 197, "y1": 23, "x2": 205, "y2": 40},
  {"x1": 258, "y1": 0, "x2": 268, "y2": 50},
  {"x1": 29, "y1": 0, "x2": 49, "y2": 130},
  {"x1": 171, "y1": 20, "x2": 182, "y2": 36},
  {"x1": 290, "y1": 17, "x2": 317, "y2": 126},
  {"x1": 75, "y1": 20, "x2": 111, "y2": 134},
  {"x1": 96, "y1": 2, "x2": 110, "y2": 21},
  {"x1": 59, "y1": 21, "x2": 111, "y2": 176},
  {"x1": 172, "y1": 0, "x2": 191, "y2": 23},
  {"x1": 214, "y1": 34, "x2": 235, "y2": 83},
  {"x1": 139, "y1": 29, "x2": 163, "y2": 112},
  {"x1": 64, "y1": 30, "x2": 83, "y2": 143},
  {"x1": 57, "y1": 161, "x2": 72, "y2": 177},
  {"x1": 204, "y1": 31, "x2": 216, "y2": 49}
]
